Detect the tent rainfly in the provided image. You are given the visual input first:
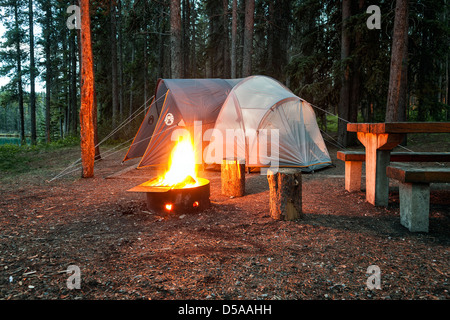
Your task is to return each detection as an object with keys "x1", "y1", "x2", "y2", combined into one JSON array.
[{"x1": 123, "y1": 75, "x2": 332, "y2": 172}]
